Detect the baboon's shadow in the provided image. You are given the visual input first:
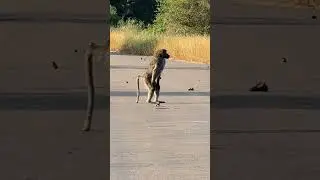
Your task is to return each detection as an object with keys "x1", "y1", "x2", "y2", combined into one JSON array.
[
  {"x1": 110, "y1": 65, "x2": 209, "y2": 70},
  {"x1": 211, "y1": 94, "x2": 320, "y2": 110},
  {"x1": 0, "y1": 12, "x2": 106, "y2": 24},
  {"x1": 110, "y1": 91, "x2": 210, "y2": 97},
  {"x1": 0, "y1": 92, "x2": 109, "y2": 111}
]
